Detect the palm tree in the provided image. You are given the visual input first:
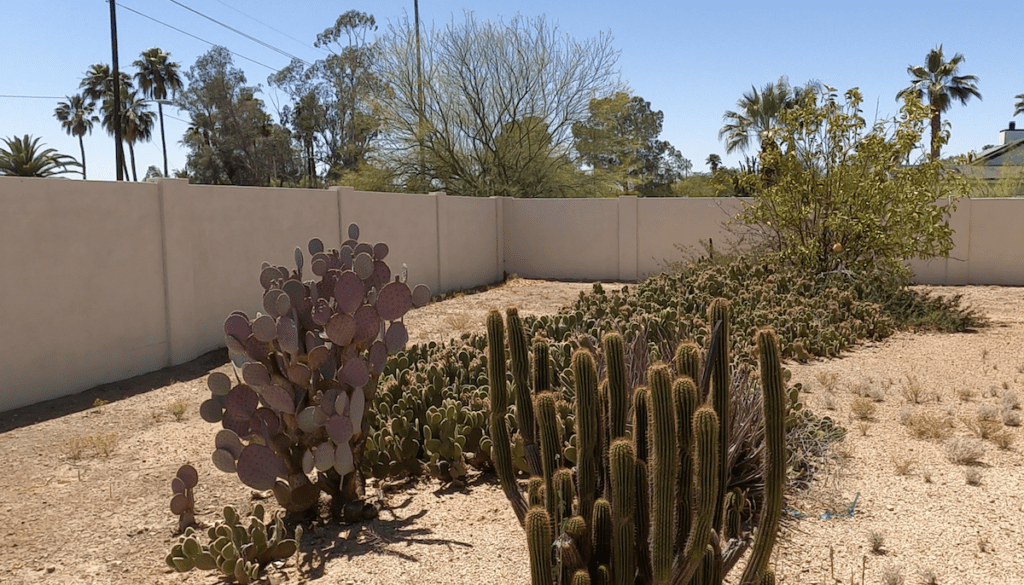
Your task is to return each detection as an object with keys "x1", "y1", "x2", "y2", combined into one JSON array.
[
  {"x1": 133, "y1": 48, "x2": 183, "y2": 177},
  {"x1": 54, "y1": 94, "x2": 98, "y2": 180},
  {"x1": 897, "y1": 45, "x2": 981, "y2": 161},
  {"x1": 102, "y1": 91, "x2": 155, "y2": 181},
  {"x1": 719, "y1": 76, "x2": 807, "y2": 155},
  {"x1": 0, "y1": 135, "x2": 80, "y2": 177},
  {"x1": 706, "y1": 153, "x2": 722, "y2": 173},
  {"x1": 1015, "y1": 94, "x2": 1024, "y2": 118},
  {"x1": 81, "y1": 64, "x2": 134, "y2": 178}
]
